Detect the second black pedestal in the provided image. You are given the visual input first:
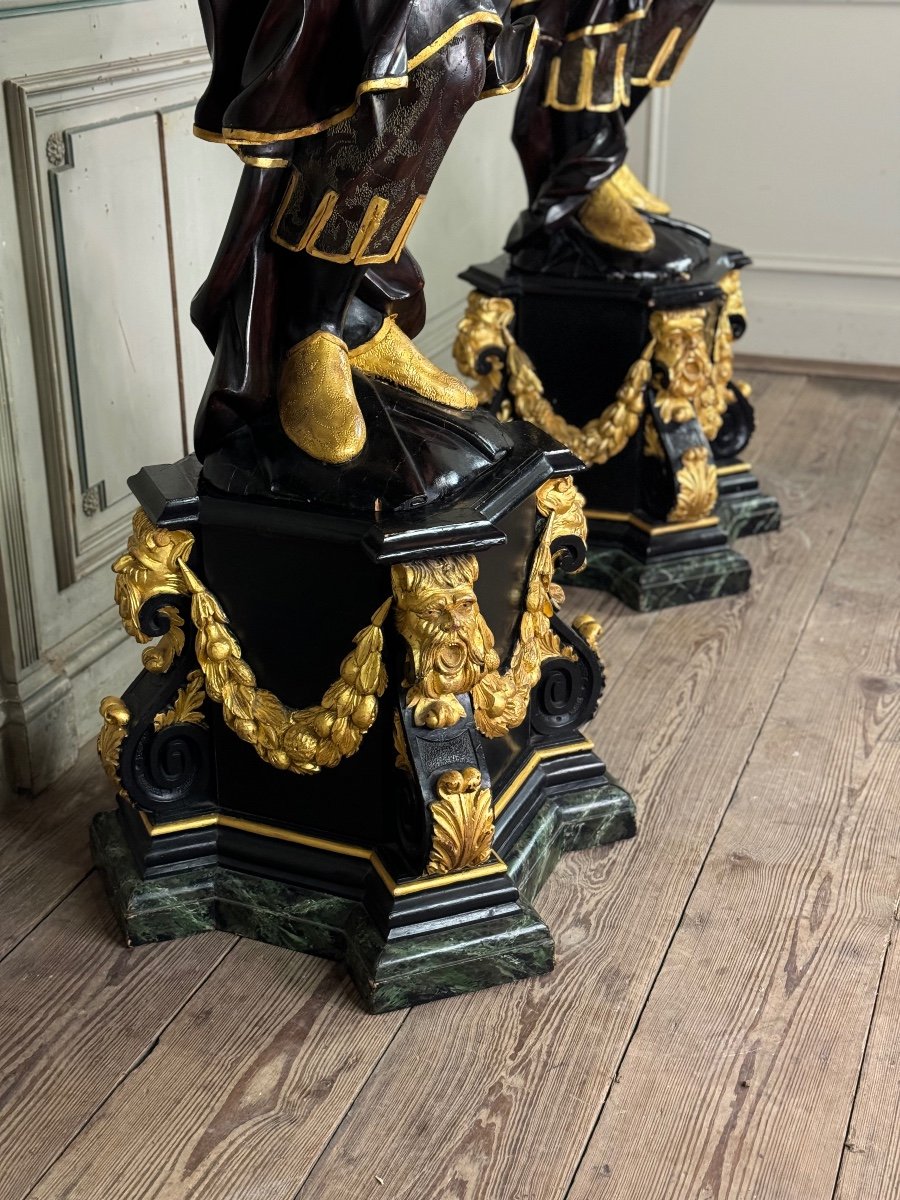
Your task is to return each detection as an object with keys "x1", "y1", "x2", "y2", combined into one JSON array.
[{"x1": 456, "y1": 251, "x2": 776, "y2": 610}]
